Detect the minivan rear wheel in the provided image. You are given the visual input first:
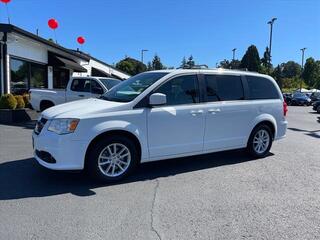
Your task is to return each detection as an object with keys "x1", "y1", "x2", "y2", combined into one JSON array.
[
  {"x1": 86, "y1": 136, "x2": 138, "y2": 182},
  {"x1": 247, "y1": 124, "x2": 273, "y2": 158}
]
